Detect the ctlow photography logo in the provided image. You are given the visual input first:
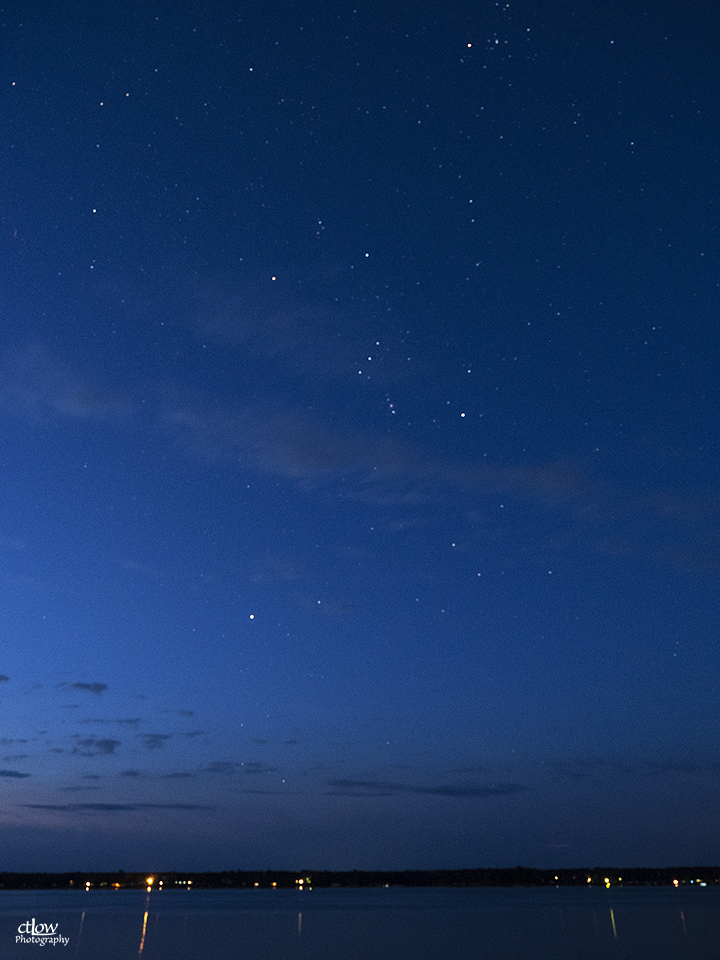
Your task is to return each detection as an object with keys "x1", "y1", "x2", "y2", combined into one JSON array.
[{"x1": 16, "y1": 918, "x2": 69, "y2": 946}]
